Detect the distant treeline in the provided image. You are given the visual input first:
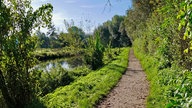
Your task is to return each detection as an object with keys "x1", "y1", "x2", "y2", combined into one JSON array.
[{"x1": 35, "y1": 15, "x2": 132, "y2": 49}]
